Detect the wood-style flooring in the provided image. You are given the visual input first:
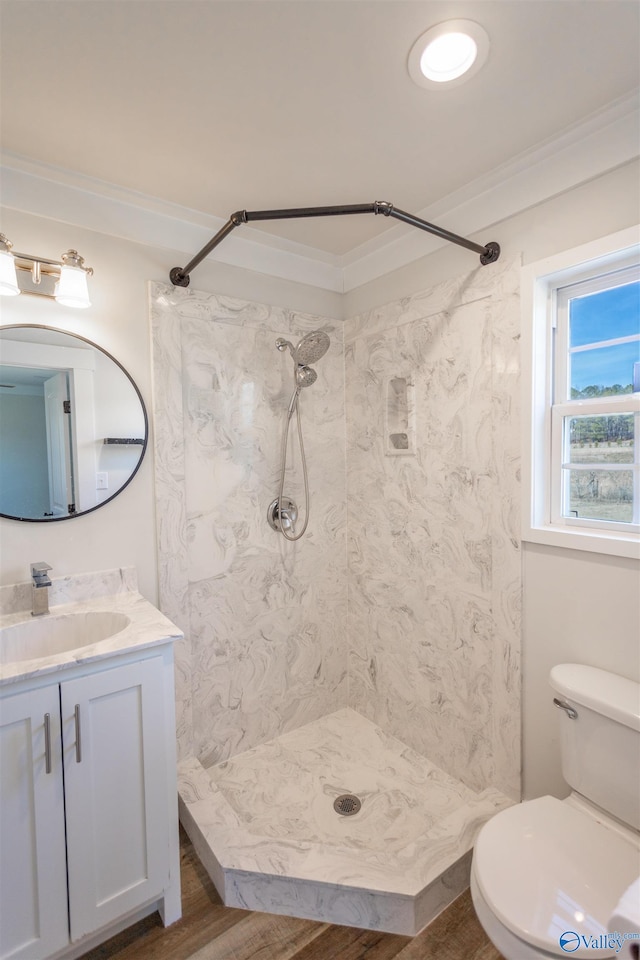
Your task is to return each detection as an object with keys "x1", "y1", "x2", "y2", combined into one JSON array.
[{"x1": 79, "y1": 828, "x2": 506, "y2": 960}]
